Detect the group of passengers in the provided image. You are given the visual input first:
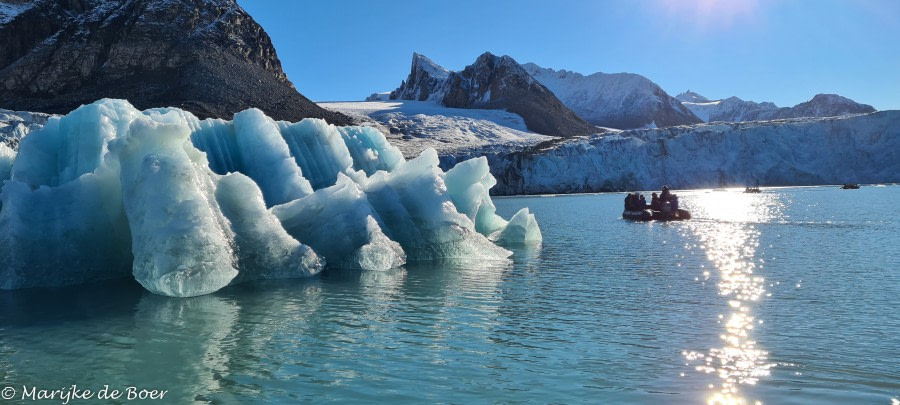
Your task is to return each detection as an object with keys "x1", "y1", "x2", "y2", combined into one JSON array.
[{"x1": 624, "y1": 185, "x2": 679, "y2": 213}]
